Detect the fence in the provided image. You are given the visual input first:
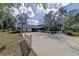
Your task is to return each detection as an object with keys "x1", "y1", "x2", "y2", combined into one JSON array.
[
  {"x1": 20, "y1": 33, "x2": 37, "y2": 56},
  {"x1": 23, "y1": 33, "x2": 32, "y2": 49}
]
